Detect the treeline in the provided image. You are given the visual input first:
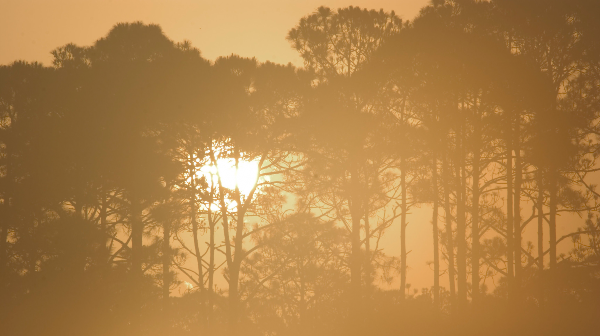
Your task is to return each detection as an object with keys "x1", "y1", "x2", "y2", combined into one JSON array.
[{"x1": 1, "y1": 1, "x2": 600, "y2": 335}]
